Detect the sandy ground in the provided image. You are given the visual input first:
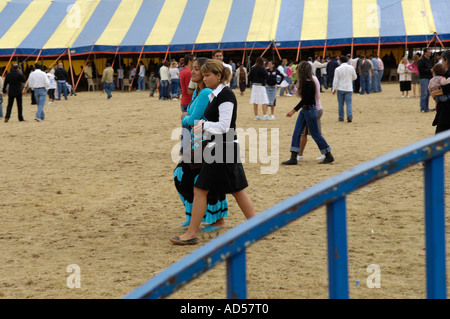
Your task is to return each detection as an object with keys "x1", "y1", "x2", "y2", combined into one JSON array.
[{"x1": 0, "y1": 82, "x2": 449, "y2": 299}]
